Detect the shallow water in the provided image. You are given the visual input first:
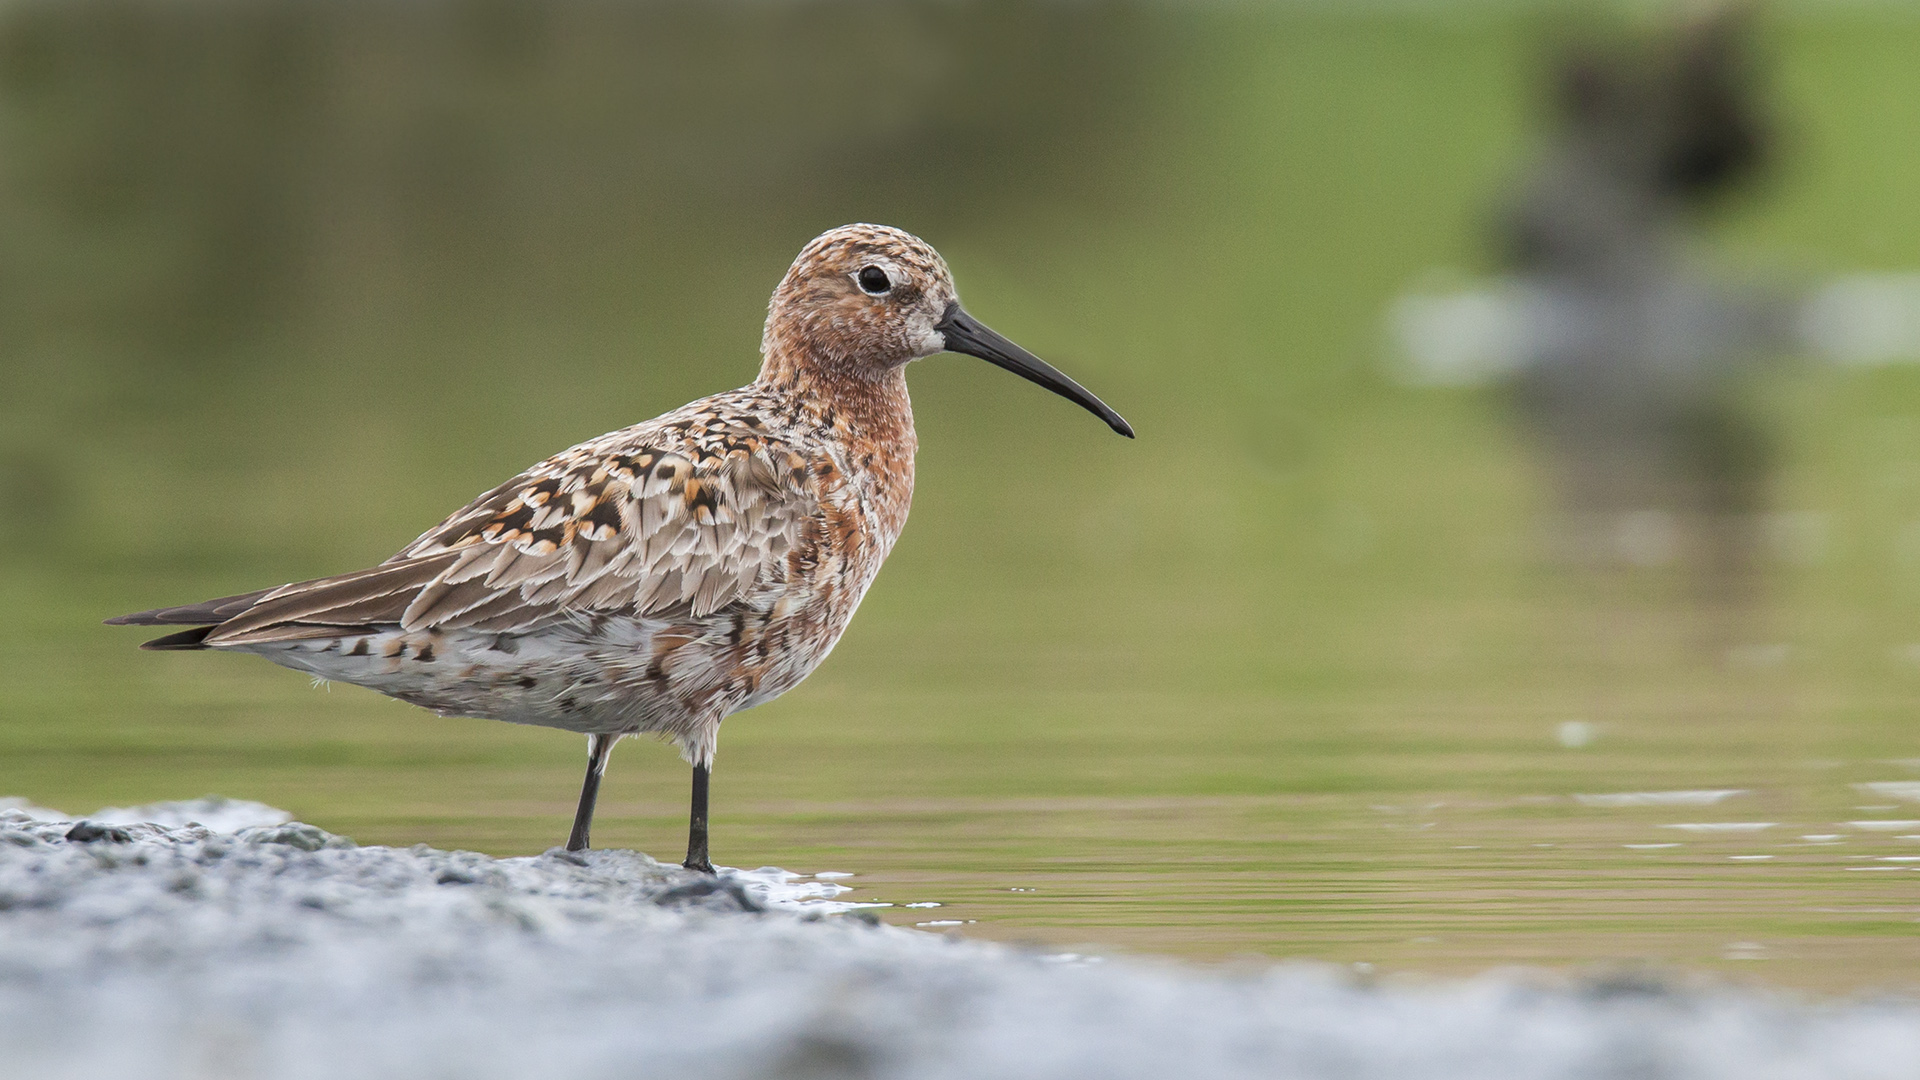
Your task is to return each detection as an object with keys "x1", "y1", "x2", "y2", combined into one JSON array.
[
  {"x1": 5, "y1": 799, "x2": 1918, "y2": 1080},
  {"x1": 13, "y1": 574, "x2": 1920, "y2": 992},
  {"x1": 665, "y1": 776, "x2": 1920, "y2": 992}
]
